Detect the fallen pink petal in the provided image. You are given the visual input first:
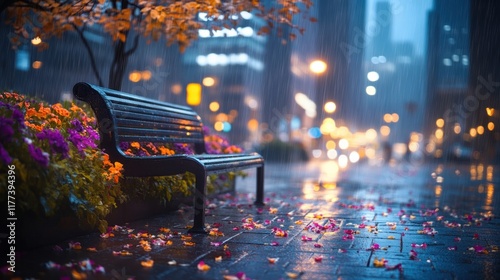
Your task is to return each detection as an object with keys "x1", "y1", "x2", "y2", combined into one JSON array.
[
  {"x1": 301, "y1": 235, "x2": 313, "y2": 242},
  {"x1": 409, "y1": 249, "x2": 418, "y2": 260},
  {"x1": 385, "y1": 263, "x2": 403, "y2": 272},
  {"x1": 411, "y1": 243, "x2": 427, "y2": 248}
]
